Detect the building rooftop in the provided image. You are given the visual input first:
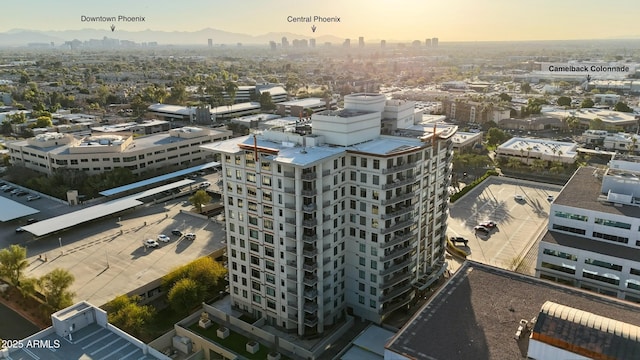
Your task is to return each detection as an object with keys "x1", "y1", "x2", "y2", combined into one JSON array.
[
  {"x1": 541, "y1": 229, "x2": 640, "y2": 261},
  {"x1": 317, "y1": 108, "x2": 378, "y2": 118},
  {"x1": 385, "y1": 262, "x2": 640, "y2": 360},
  {"x1": 278, "y1": 97, "x2": 325, "y2": 107},
  {"x1": 555, "y1": 167, "x2": 640, "y2": 218},
  {"x1": 497, "y1": 137, "x2": 578, "y2": 157}
]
